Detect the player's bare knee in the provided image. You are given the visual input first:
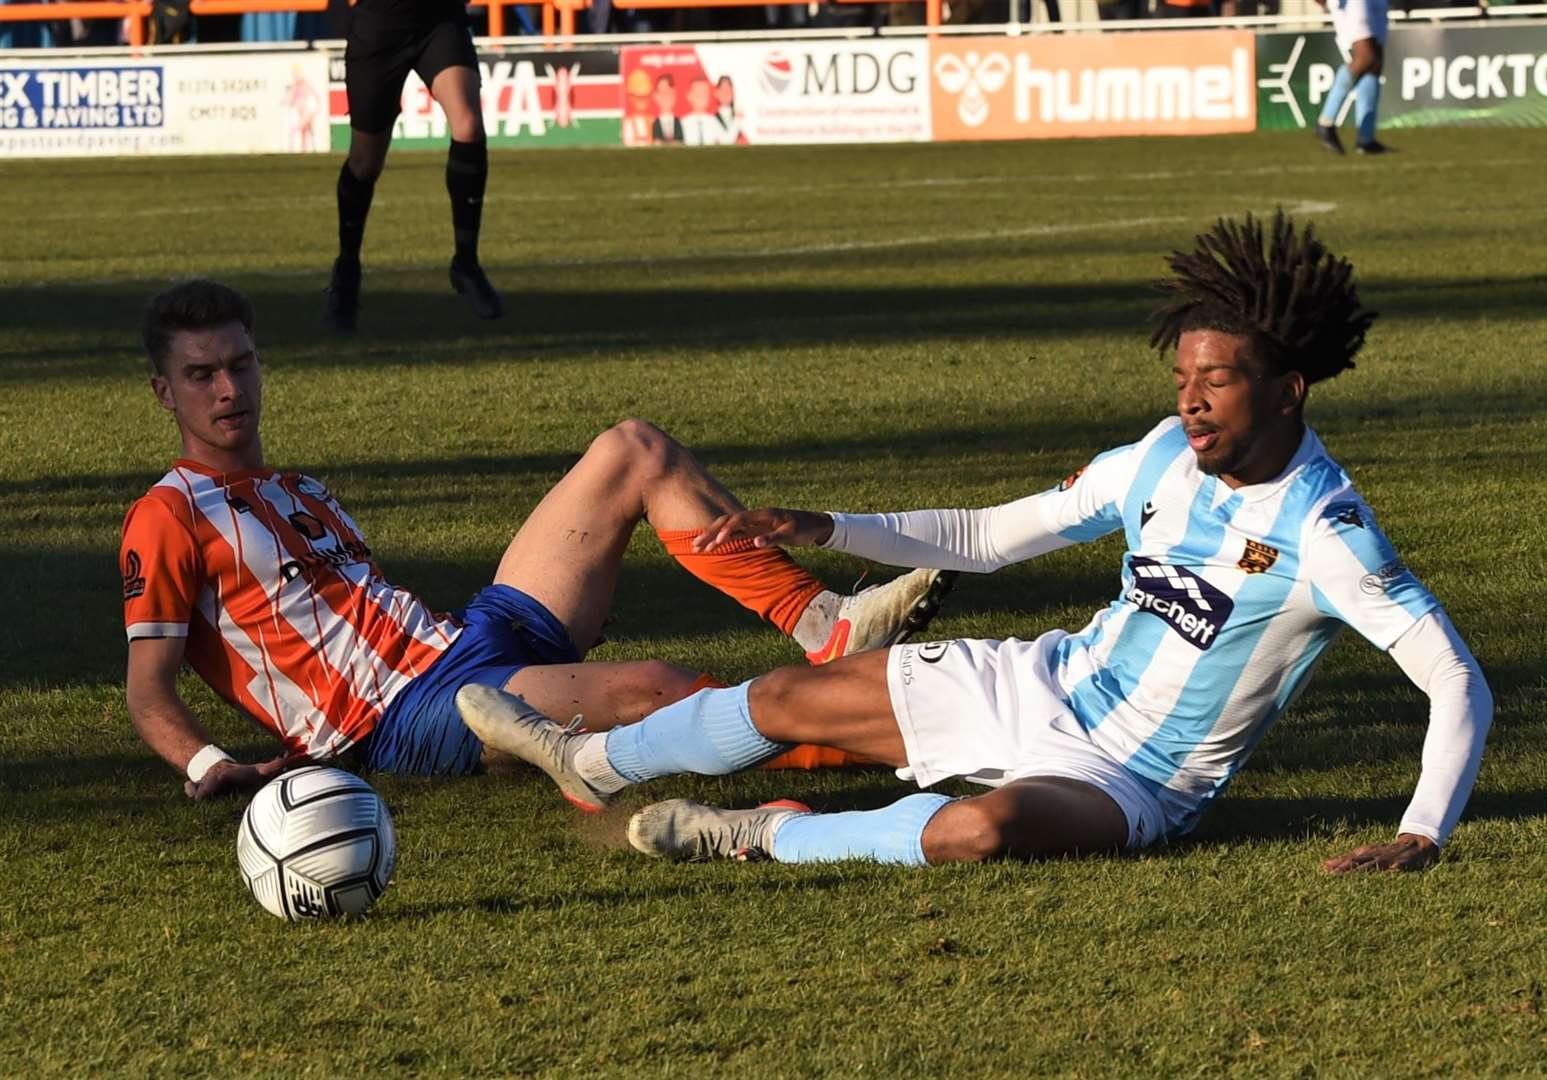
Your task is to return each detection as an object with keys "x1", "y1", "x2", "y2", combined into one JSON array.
[
  {"x1": 628, "y1": 660, "x2": 700, "y2": 713},
  {"x1": 449, "y1": 117, "x2": 484, "y2": 143},
  {"x1": 746, "y1": 664, "x2": 817, "y2": 741},
  {"x1": 925, "y1": 800, "x2": 1008, "y2": 863},
  {"x1": 598, "y1": 419, "x2": 680, "y2": 481}
]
